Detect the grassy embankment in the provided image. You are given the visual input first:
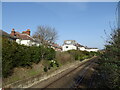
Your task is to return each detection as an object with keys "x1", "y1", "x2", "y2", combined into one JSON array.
[{"x1": 2, "y1": 37, "x2": 99, "y2": 86}]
